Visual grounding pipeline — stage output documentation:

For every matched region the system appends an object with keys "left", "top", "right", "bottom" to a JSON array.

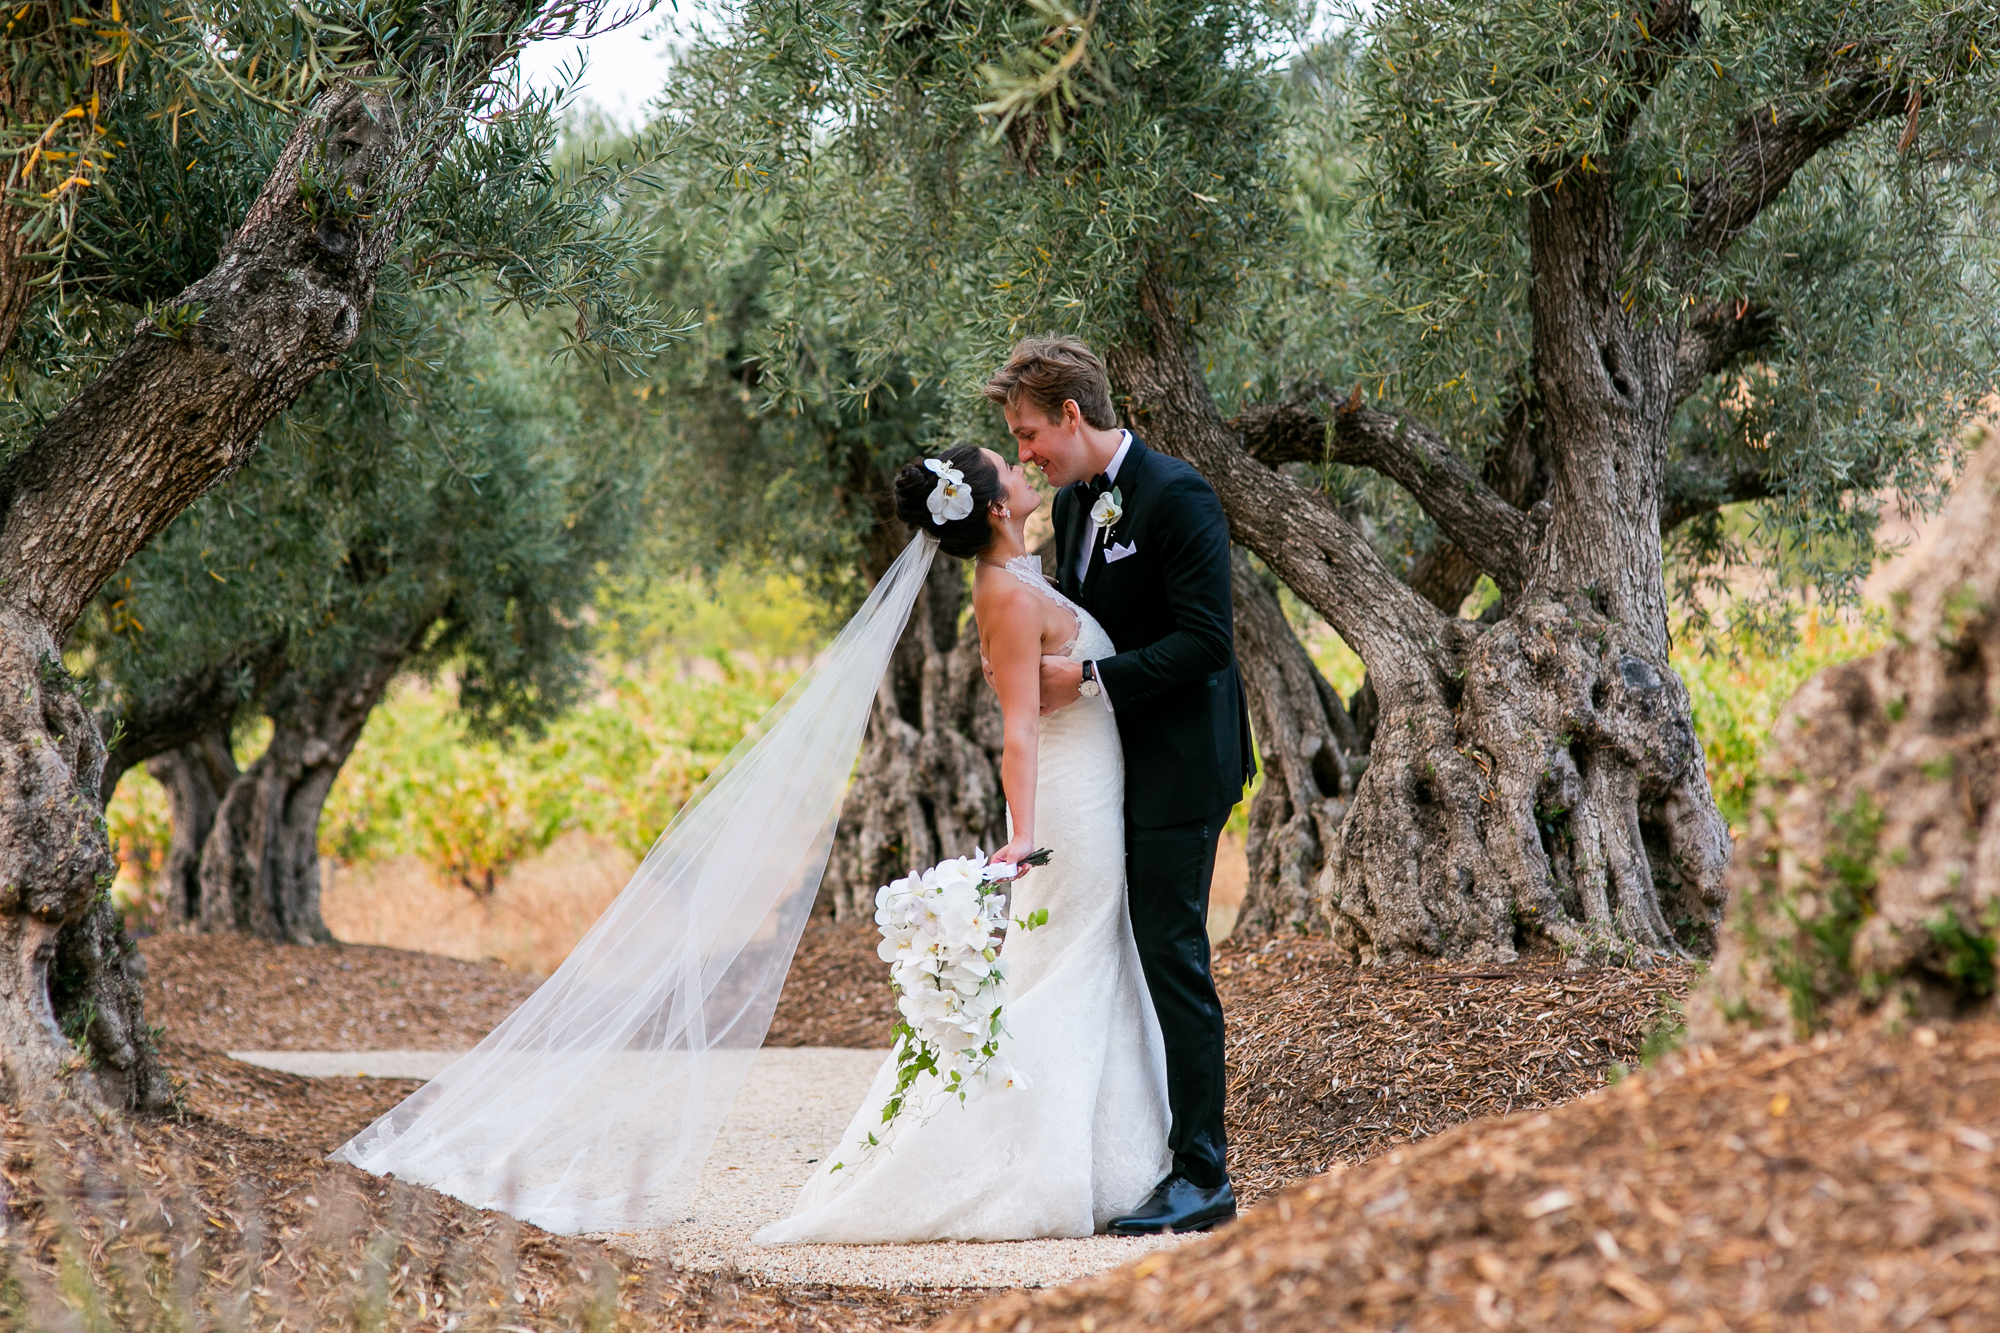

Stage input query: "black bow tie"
[{"left": 1082, "top": 472, "right": 1114, "bottom": 498}]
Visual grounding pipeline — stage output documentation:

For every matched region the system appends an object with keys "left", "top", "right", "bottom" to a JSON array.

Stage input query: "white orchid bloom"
[
  {"left": 983, "top": 1054, "right": 1030, "bottom": 1090},
  {"left": 1089, "top": 488, "right": 1124, "bottom": 532},
  {"left": 926, "top": 467, "right": 974, "bottom": 525}
]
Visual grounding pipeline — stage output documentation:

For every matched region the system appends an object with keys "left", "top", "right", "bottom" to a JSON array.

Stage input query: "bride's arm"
[{"left": 978, "top": 577, "right": 1042, "bottom": 867}]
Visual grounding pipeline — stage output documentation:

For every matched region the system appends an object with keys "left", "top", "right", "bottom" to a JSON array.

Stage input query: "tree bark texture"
[
  {"left": 143, "top": 729, "right": 239, "bottom": 925},
  {"left": 1107, "top": 267, "right": 1728, "bottom": 965},
  {"left": 1690, "top": 427, "right": 2000, "bottom": 1043},
  {"left": 0, "top": 51, "right": 513, "bottom": 1104},
  {"left": 1095, "top": 15, "right": 1921, "bottom": 966},
  {"left": 0, "top": 610, "right": 169, "bottom": 1112},
  {"left": 198, "top": 648, "right": 405, "bottom": 944},
  {"left": 1230, "top": 549, "right": 1362, "bottom": 936},
  {"left": 99, "top": 642, "right": 281, "bottom": 804},
  {"left": 819, "top": 554, "right": 1007, "bottom": 919}
]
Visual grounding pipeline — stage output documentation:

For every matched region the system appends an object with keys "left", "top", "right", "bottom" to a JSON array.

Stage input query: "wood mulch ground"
[
  {"left": 123, "top": 923, "right": 1930, "bottom": 1331},
  {"left": 764, "top": 918, "right": 900, "bottom": 1049},
  {"left": 164, "top": 1037, "right": 422, "bottom": 1155},
  {"left": 2, "top": 1050, "right": 975, "bottom": 1331},
  {"left": 942, "top": 1020, "right": 2000, "bottom": 1333},
  {"left": 142, "top": 926, "right": 1692, "bottom": 1206},
  {"left": 140, "top": 933, "right": 542, "bottom": 1051},
  {"left": 139, "top": 920, "right": 899, "bottom": 1053},
  {"left": 1217, "top": 936, "right": 1695, "bottom": 1202}
]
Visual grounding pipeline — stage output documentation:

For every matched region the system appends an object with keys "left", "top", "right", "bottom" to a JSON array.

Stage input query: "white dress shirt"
[
  {"left": 1074, "top": 430, "right": 1134, "bottom": 585},
  {"left": 1076, "top": 430, "right": 1132, "bottom": 713}
]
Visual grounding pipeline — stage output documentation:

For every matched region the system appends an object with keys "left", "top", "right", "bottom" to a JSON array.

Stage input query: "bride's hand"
[{"left": 990, "top": 836, "right": 1038, "bottom": 876}]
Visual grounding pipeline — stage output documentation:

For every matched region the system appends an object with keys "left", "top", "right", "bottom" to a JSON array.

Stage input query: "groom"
[{"left": 984, "top": 336, "right": 1253, "bottom": 1234}]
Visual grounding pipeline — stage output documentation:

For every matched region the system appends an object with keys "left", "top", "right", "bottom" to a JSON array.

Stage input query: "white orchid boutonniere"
[
  {"left": 925, "top": 458, "right": 975, "bottom": 525},
  {"left": 1089, "top": 486, "right": 1124, "bottom": 537}
]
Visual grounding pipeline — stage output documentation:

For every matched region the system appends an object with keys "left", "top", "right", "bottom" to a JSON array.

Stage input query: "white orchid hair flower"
[{"left": 926, "top": 457, "right": 976, "bottom": 525}]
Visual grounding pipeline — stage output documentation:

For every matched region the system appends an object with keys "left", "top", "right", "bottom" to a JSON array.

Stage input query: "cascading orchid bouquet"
[{"left": 832, "top": 847, "right": 1052, "bottom": 1168}]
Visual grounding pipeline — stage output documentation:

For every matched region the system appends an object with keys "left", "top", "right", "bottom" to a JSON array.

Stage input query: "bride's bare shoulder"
[{"left": 973, "top": 565, "right": 1044, "bottom": 635}]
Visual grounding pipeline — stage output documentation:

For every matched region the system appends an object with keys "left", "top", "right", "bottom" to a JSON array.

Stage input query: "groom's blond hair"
[{"left": 982, "top": 336, "right": 1118, "bottom": 430}]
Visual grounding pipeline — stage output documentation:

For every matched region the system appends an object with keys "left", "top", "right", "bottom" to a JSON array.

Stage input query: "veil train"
[{"left": 334, "top": 534, "right": 941, "bottom": 1233}]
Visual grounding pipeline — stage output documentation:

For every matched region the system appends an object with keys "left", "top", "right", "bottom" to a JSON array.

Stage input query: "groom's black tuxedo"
[
  {"left": 1052, "top": 435, "right": 1249, "bottom": 1192},
  {"left": 1052, "top": 439, "right": 1256, "bottom": 823}
]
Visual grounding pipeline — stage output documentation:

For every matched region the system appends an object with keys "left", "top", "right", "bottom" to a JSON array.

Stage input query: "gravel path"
[{"left": 231, "top": 1046, "right": 1187, "bottom": 1289}]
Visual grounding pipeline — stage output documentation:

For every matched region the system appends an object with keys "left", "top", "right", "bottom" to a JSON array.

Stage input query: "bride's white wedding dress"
[{"left": 754, "top": 556, "right": 1171, "bottom": 1245}]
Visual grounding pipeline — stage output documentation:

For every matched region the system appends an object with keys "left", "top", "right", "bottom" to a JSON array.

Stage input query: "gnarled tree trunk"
[
  {"left": 199, "top": 649, "right": 403, "bottom": 943},
  {"left": 144, "top": 729, "right": 239, "bottom": 925},
  {"left": 0, "top": 614, "right": 169, "bottom": 1112},
  {"left": 1229, "top": 549, "right": 1362, "bottom": 936},
  {"left": 1108, "top": 261, "right": 1733, "bottom": 965},
  {"left": 820, "top": 552, "right": 1007, "bottom": 918},
  {"left": 0, "top": 57, "right": 513, "bottom": 1103}
]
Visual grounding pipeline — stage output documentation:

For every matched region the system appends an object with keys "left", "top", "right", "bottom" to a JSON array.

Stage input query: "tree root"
[{"left": 1326, "top": 601, "right": 1729, "bottom": 965}]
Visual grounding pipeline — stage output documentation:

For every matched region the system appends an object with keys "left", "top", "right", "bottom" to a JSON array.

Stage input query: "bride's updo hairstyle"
[{"left": 893, "top": 445, "right": 1003, "bottom": 560}]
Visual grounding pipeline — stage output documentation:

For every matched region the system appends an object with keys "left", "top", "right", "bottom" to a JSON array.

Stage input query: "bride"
[
  {"left": 333, "top": 444, "right": 1167, "bottom": 1241},
  {"left": 754, "top": 446, "right": 1171, "bottom": 1244}
]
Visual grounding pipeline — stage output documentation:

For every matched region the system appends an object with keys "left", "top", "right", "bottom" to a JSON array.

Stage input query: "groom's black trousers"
[{"left": 1126, "top": 806, "right": 1231, "bottom": 1190}]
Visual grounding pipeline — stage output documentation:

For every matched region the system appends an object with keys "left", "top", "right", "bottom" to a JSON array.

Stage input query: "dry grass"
[
  {"left": 943, "top": 1020, "right": 2000, "bottom": 1333},
  {"left": 319, "top": 831, "right": 635, "bottom": 976}
]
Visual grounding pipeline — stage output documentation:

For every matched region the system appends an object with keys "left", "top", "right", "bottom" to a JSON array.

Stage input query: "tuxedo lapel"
[{"left": 1060, "top": 485, "right": 1091, "bottom": 601}]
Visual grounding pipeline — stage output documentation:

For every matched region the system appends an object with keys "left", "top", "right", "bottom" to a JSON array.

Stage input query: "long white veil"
[{"left": 334, "top": 533, "right": 941, "bottom": 1233}]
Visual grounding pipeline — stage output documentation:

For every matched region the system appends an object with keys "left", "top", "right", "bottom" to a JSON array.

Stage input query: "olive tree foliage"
[
  {"left": 79, "top": 301, "right": 643, "bottom": 944},
  {"left": 0, "top": 0, "right": 672, "bottom": 1109},
  {"left": 601, "top": 175, "right": 1006, "bottom": 916},
  {"left": 661, "top": 0, "right": 2000, "bottom": 959}
]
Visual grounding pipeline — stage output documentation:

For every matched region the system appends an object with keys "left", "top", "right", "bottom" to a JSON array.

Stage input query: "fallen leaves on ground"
[{"left": 939, "top": 1021, "right": 2000, "bottom": 1333}]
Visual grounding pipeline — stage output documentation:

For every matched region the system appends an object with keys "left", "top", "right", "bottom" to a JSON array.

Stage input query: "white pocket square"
[{"left": 1104, "top": 540, "right": 1138, "bottom": 563}]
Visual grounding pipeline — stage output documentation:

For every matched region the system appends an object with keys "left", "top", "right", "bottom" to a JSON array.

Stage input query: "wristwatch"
[{"left": 1079, "top": 660, "right": 1102, "bottom": 698}]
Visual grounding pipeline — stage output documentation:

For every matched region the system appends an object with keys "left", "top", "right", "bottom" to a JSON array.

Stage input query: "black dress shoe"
[{"left": 1106, "top": 1174, "right": 1237, "bottom": 1235}]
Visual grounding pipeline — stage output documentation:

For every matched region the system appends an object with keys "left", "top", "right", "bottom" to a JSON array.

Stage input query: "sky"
[{"left": 514, "top": 10, "right": 687, "bottom": 127}]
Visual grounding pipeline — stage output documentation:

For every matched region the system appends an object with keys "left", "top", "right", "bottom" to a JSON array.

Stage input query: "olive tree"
[
  {"left": 85, "top": 302, "right": 645, "bottom": 942},
  {"left": 0, "top": 0, "right": 666, "bottom": 1107},
  {"left": 663, "top": 0, "right": 1999, "bottom": 961}
]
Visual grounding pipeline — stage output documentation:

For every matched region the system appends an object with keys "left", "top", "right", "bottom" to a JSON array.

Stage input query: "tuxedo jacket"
[{"left": 1053, "top": 437, "right": 1255, "bottom": 829}]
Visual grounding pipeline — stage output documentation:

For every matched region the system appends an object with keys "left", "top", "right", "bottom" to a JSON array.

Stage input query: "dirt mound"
[
  {"left": 1220, "top": 939, "right": 1694, "bottom": 1201},
  {"left": 941, "top": 1022, "right": 2000, "bottom": 1332}
]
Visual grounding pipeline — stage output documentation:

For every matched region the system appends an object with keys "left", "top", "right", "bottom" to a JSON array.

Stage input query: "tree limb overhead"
[
  {"left": 1681, "top": 70, "right": 1905, "bottom": 264},
  {"left": 1329, "top": 403, "right": 1535, "bottom": 599}
]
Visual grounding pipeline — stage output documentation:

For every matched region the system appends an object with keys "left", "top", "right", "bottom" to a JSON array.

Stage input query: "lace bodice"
[{"left": 993, "top": 554, "right": 1113, "bottom": 662}]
